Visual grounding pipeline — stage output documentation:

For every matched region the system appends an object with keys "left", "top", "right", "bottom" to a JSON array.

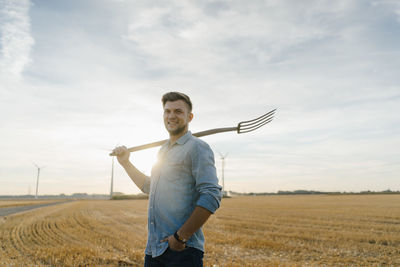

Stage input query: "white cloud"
[
  {"left": 0, "top": 0, "right": 34, "bottom": 79},
  {"left": 121, "top": 1, "right": 367, "bottom": 78},
  {"left": 1, "top": 0, "right": 400, "bottom": 195},
  {"left": 372, "top": 0, "right": 400, "bottom": 22}
]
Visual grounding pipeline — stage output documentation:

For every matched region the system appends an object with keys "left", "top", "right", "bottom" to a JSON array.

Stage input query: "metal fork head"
[{"left": 237, "top": 109, "right": 276, "bottom": 134}]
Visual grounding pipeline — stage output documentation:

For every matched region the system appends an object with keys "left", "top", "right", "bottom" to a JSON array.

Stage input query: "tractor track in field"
[
  {"left": 3, "top": 201, "right": 74, "bottom": 260},
  {"left": 0, "top": 200, "right": 147, "bottom": 265}
]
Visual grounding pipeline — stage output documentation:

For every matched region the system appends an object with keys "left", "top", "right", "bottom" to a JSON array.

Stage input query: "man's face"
[{"left": 163, "top": 100, "right": 193, "bottom": 136}]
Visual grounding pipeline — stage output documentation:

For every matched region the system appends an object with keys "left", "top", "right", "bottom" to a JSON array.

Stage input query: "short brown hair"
[{"left": 162, "top": 92, "right": 193, "bottom": 112}]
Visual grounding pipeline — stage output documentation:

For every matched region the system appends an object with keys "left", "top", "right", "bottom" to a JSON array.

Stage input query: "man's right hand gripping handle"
[
  {"left": 112, "top": 146, "right": 131, "bottom": 166},
  {"left": 111, "top": 145, "right": 149, "bottom": 192}
]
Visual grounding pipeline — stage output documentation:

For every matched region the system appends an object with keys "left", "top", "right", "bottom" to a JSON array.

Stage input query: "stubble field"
[{"left": 0, "top": 195, "right": 399, "bottom": 266}]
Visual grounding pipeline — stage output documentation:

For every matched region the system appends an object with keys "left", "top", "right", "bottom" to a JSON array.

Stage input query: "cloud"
[
  {"left": 0, "top": 0, "right": 34, "bottom": 79},
  {"left": 1, "top": 0, "right": 400, "bottom": 195},
  {"left": 372, "top": 0, "right": 400, "bottom": 22},
  {"left": 121, "top": 1, "right": 361, "bottom": 77}
]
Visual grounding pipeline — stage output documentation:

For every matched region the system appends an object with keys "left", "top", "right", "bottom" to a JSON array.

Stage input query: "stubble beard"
[{"left": 168, "top": 125, "right": 187, "bottom": 136}]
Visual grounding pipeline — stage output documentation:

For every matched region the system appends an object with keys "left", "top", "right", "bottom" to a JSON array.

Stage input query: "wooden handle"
[{"left": 109, "top": 126, "right": 237, "bottom": 156}]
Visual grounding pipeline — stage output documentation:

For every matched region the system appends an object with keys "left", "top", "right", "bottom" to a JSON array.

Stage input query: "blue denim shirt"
[{"left": 141, "top": 131, "right": 222, "bottom": 257}]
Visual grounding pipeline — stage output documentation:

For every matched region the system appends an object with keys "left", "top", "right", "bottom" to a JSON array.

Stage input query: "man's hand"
[
  {"left": 110, "top": 146, "right": 149, "bottom": 191},
  {"left": 161, "top": 235, "right": 186, "bottom": 252},
  {"left": 112, "top": 146, "right": 130, "bottom": 165}
]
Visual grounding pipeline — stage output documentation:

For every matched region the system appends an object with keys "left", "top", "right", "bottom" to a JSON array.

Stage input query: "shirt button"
[{"left": 151, "top": 221, "right": 154, "bottom": 225}]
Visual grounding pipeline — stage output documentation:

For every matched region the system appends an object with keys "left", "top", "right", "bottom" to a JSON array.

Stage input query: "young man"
[{"left": 112, "top": 92, "right": 222, "bottom": 266}]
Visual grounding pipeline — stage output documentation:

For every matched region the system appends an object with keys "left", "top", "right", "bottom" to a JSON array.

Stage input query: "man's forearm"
[
  {"left": 120, "top": 160, "right": 149, "bottom": 191},
  {"left": 177, "top": 206, "right": 212, "bottom": 241}
]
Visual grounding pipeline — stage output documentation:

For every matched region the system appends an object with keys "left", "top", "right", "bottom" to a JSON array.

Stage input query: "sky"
[{"left": 0, "top": 0, "right": 399, "bottom": 195}]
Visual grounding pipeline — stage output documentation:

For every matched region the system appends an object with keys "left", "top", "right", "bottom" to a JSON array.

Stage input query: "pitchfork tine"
[
  {"left": 239, "top": 112, "right": 275, "bottom": 130},
  {"left": 239, "top": 118, "right": 274, "bottom": 134},
  {"left": 239, "top": 109, "right": 276, "bottom": 125},
  {"left": 238, "top": 109, "right": 276, "bottom": 133}
]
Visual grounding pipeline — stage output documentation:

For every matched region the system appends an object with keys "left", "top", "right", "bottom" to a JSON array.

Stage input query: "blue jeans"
[{"left": 144, "top": 247, "right": 204, "bottom": 267}]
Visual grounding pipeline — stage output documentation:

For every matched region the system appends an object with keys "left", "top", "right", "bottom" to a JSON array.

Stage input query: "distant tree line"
[
  {"left": 110, "top": 194, "right": 149, "bottom": 200},
  {"left": 228, "top": 189, "right": 400, "bottom": 196},
  {"left": 1, "top": 190, "right": 399, "bottom": 199}
]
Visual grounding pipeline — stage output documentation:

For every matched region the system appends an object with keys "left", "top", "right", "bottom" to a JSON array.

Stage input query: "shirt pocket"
[{"left": 164, "top": 160, "right": 183, "bottom": 179}]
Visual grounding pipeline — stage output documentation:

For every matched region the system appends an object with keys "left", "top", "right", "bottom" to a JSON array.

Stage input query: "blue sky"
[{"left": 1, "top": 0, "right": 399, "bottom": 195}]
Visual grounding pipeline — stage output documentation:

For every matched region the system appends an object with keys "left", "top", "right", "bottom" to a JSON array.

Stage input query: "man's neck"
[{"left": 169, "top": 129, "right": 188, "bottom": 145}]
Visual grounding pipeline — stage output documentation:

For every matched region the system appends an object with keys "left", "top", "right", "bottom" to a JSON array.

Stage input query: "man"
[{"left": 112, "top": 92, "right": 222, "bottom": 266}]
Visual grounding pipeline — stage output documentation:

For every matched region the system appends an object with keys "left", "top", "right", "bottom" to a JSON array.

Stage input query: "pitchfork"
[{"left": 109, "top": 109, "right": 276, "bottom": 156}]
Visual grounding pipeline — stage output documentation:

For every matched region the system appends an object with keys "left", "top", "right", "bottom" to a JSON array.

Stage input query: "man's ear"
[{"left": 188, "top": 112, "right": 194, "bottom": 122}]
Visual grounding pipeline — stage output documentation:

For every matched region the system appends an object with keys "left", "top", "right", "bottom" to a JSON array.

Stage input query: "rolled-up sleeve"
[
  {"left": 191, "top": 142, "right": 222, "bottom": 213},
  {"left": 141, "top": 177, "right": 151, "bottom": 194}
]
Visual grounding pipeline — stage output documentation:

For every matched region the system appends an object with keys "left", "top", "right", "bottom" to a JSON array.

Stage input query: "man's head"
[
  {"left": 162, "top": 92, "right": 193, "bottom": 137},
  {"left": 162, "top": 92, "right": 192, "bottom": 112}
]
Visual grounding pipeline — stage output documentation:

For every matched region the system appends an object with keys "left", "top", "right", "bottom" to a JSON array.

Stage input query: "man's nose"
[{"left": 167, "top": 112, "right": 177, "bottom": 119}]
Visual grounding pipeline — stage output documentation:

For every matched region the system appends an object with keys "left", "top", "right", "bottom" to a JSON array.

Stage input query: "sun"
[{"left": 129, "top": 148, "right": 159, "bottom": 176}]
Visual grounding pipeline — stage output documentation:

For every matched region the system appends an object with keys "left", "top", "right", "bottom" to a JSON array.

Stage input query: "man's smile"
[{"left": 168, "top": 121, "right": 179, "bottom": 126}]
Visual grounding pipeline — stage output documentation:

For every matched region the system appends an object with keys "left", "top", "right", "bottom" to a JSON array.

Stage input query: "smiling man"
[{"left": 112, "top": 92, "right": 222, "bottom": 266}]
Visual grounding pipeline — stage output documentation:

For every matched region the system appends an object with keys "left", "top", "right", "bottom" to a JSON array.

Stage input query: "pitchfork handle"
[{"left": 109, "top": 126, "right": 238, "bottom": 156}]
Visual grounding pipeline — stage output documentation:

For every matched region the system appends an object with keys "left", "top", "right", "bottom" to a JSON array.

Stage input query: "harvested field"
[{"left": 0, "top": 195, "right": 399, "bottom": 266}]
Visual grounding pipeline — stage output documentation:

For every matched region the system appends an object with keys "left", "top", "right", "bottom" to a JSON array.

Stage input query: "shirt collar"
[
  {"left": 176, "top": 131, "right": 192, "bottom": 145},
  {"left": 164, "top": 131, "right": 192, "bottom": 148}
]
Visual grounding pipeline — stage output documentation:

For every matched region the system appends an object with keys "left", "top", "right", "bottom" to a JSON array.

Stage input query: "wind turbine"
[
  {"left": 110, "top": 155, "right": 115, "bottom": 199},
  {"left": 33, "top": 163, "right": 45, "bottom": 199},
  {"left": 218, "top": 151, "right": 229, "bottom": 196},
  {"left": 97, "top": 143, "right": 120, "bottom": 200},
  {"left": 109, "top": 143, "right": 120, "bottom": 200}
]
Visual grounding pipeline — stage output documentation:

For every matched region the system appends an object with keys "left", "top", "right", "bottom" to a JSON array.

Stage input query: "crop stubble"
[{"left": 0, "top": 195, "right": 399, "bottom": 266}]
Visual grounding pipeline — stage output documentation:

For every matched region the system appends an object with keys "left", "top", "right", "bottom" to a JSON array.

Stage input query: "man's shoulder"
[{"left": 187, "top": 134, "right": 212, "bottom": 152}]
